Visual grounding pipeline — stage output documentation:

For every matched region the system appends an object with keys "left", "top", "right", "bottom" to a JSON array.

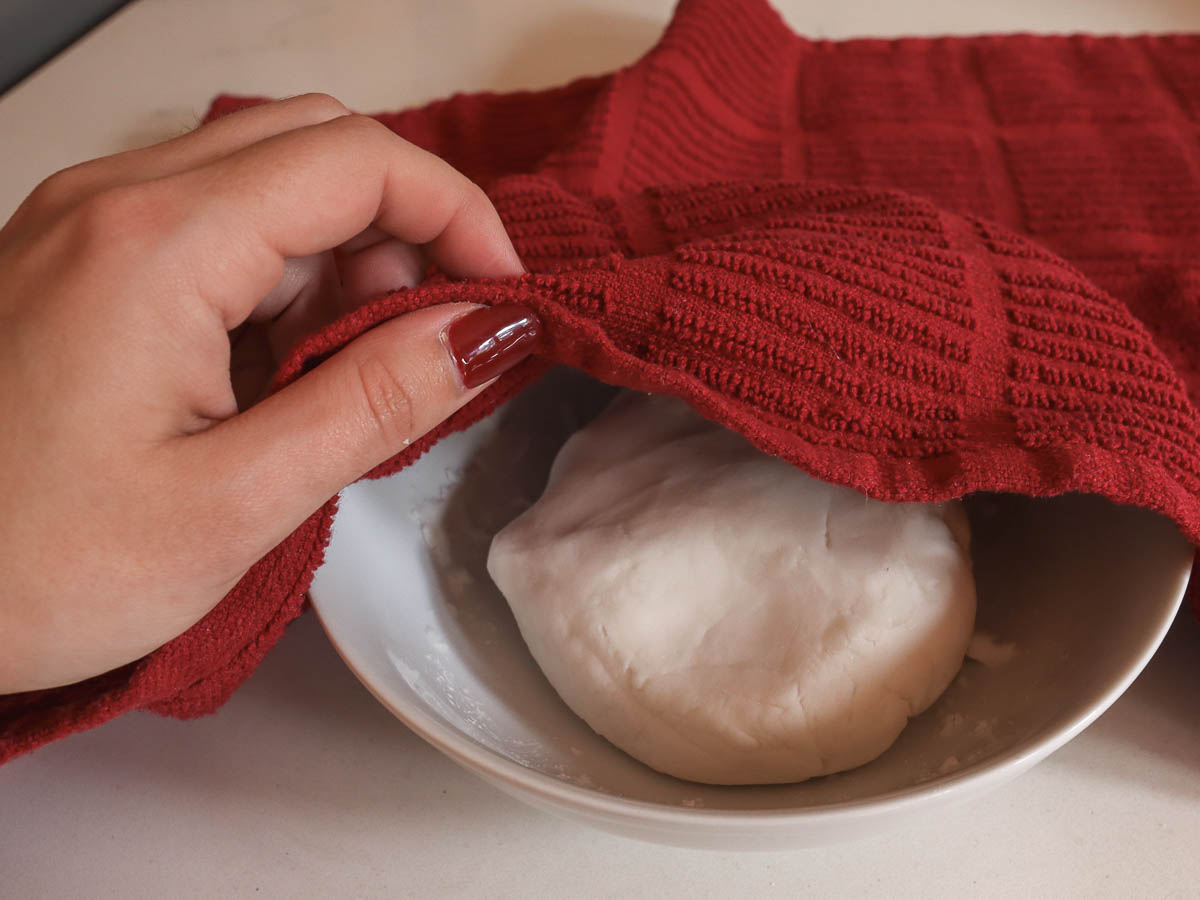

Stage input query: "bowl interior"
[{"left": 310, "top": 369, "right": 1192, "bottom": 816}]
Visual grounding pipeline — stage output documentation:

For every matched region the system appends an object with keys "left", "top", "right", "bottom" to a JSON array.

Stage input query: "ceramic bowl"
[{"left": 309, "top": 371, "right": 1192, "bottom": 849}]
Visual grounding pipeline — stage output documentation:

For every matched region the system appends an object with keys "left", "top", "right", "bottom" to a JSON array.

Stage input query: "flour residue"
[{"left": 385, "top": 375, "right": 622, "bottom": 792}]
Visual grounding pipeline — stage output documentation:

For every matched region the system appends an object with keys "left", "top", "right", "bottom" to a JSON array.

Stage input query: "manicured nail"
[{"left": 445, "top": 304, "right": 542, "bottom": 389}]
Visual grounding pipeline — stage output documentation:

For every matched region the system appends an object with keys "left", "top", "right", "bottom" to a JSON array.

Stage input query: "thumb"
[{"left": 187, "top": 302, "right": 541, "bottom": 561}]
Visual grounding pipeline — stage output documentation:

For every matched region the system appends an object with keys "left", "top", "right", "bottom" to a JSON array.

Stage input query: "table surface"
[{"left": 3, "top": 1, "right": 1200, "bottom": 897}]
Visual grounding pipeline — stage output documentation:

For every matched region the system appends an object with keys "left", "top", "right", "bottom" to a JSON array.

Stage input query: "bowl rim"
[{"left": 311, "top": 558, "right": 1188, "bottom": 827}]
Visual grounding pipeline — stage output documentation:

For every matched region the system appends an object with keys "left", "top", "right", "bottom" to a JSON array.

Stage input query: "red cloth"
[{"left": 5, "top": 0, "right": 1200, "bottom": 762}]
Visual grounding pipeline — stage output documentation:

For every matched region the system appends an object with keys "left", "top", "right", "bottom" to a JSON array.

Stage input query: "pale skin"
[{"left": 0, "top": 93, "right": 529, "bottom": 694}]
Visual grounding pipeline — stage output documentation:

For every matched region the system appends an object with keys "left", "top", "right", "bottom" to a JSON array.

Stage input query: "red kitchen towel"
[{"left": 5, "top": 0, "right": 1200, "bottom": 763}]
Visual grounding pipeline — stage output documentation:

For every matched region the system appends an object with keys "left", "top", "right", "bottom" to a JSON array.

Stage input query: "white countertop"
[{"left": 3, "top": 1, "right": 1200, "bottom": 896}]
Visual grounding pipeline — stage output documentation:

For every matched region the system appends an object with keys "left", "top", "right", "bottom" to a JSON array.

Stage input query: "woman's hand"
[{"left": 0, "top": 93, "right": 539, "bottom": 693}]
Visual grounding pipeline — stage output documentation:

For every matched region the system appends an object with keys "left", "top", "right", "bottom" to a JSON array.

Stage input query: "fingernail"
[{"left": 445, "top": 304, "right": 542, "bottom": 389}]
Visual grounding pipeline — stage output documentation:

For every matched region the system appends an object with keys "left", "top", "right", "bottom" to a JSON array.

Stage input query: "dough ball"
[{"left": 487, "top": 393, "right": 976, "bottom": 785}]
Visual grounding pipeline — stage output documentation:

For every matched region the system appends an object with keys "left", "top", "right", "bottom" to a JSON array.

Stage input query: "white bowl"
[{"left": 309, "top": 370, "right": 1193, "bottom": 849}]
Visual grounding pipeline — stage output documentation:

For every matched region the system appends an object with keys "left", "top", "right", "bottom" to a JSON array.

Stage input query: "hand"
[{"left": 0, "top": 93, "right": 539, "bottom": 693}]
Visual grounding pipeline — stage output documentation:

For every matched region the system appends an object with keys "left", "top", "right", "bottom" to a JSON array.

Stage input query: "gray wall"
[{"left": 0, "top": 0, "right": 131, "bottom": 93}]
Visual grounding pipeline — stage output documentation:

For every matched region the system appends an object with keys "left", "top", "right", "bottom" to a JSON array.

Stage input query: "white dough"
[{"left": 487, "top": 393, "right": 976, "bottom": 785}]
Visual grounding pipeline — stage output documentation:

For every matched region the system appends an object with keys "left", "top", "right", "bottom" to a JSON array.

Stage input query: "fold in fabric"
[{"left": 5, "top": 0, "right": 1200, "bottom": 763}]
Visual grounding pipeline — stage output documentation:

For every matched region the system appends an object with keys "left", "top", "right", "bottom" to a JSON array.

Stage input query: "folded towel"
[{"left": 5, "top": 0, "right": 1200, "bottom": 763}]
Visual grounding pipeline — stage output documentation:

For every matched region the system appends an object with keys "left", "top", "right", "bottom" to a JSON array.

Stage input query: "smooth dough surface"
[{"left": 487, "top": 393, "right": 976, "bottom": 785}]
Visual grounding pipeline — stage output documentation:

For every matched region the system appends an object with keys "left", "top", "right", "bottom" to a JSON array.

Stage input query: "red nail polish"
[{"left": 445, "top": 304, "right": 542, "bottom": 389}]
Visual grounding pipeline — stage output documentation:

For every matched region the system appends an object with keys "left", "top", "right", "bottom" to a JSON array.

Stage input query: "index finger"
[{"left": 158, "top": 114, "right": 523, "bottom": 327}]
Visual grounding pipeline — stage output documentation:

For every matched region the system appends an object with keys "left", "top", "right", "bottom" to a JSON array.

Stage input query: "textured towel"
[{"left": 5, "top": 0, "right": 1200, "bottom": 762}]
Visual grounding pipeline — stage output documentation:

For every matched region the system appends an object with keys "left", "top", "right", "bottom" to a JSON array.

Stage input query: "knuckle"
[
  {"left": 290, "top": 91, "right": 350, "bottom": 120},
  {"left": 22, "top": 166, "right": 89, "bottom": 216},
  {"left": 331, "top": 112, "right": 390, "bottom": 143},
  {"left": 460, "top": 179, "right": 491, "bottom": 208},
  {"left": 64, "top": 182, "right": 174, "bottom": 252},
  {"left": 352, "top": 351, "right": 419, "bottom": 449},
  {"left": 75, "top": 184, "right": 150, "bottom": 229}
]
